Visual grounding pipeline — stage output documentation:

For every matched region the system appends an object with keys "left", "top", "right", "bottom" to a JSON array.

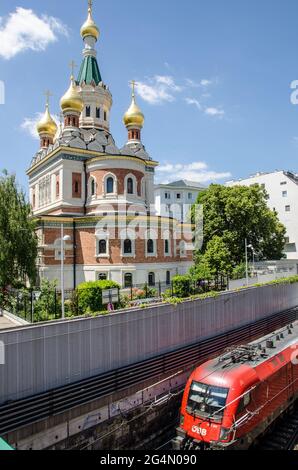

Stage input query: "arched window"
[
  {"left": 86, "top": 106, "right": 91, "bottom": 117},
  {"left": 96, "top": 107, "right": 100, "bottom": 119},
  {"left": 124, "top": 239, "right": 132, "bottom": 255},
  {"left": 166, "top": 271, "right": 171, "bottom": 285},
  {"left": 98, "top": 239, "right": 107, "bottom": 255},
  {"left": 147, "top": 239, "right": 154, "bottom": 254},
  {"left": 106, "top": 177, "right": 114, "bottom": 194},
  {"left": 91, "top": 178, "right": 96, "bottom": 196},
  {"left": 124, "top": 273, "right": 133, "bottom": 288},
  {"left": 165, "top": 239, "right": 169, "bottom": 254},
  {"left": 148, "top": 272, "right": 155, "bottom": 286},
  {"left": 127, "top": 178, "right": 134, "bottom": 195}
]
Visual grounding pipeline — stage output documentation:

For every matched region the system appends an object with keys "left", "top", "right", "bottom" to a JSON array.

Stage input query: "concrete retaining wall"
[{"left": 0, "top": 282, "right": 297, "bottom": 405}]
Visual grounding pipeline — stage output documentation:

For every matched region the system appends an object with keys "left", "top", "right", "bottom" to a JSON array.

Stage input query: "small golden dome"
[
  {"left": 80, "top": 7, "right": 100, "bottom": 41},
  {"left": 36, "top": 104, "right": 58, "bottom": 137},
  {"left": 60, "top": 76, "right": 84, "bottom": 114},
  {"left": 123, "top": 89, "right": 144, "bottom": 129}
]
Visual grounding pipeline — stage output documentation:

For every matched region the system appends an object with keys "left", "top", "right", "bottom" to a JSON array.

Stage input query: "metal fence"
[{"left": 1, "top": 275, "right": 229, "bottom": 323}]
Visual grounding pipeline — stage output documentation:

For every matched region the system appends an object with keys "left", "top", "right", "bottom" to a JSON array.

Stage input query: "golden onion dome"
[
  {"left": 80, "top": 7, "right": 100, "bottom": 41},
  {"left": 123, "top": 92, "right": 145, "bottom": 129},
  {"left": 60, "top": 76, "right": 84, "bottom": 114},
  {"left": 36, "top": 104, "right": 58, "bottom": 137}
]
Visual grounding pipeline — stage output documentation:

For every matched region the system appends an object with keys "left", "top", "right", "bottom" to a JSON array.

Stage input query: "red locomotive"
[{"left": 173, "top": 322, "right": 298, "bottom": 450}]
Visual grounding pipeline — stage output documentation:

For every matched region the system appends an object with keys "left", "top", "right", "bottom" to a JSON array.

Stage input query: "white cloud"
[
  {"left": 186, "top": 78, "right": 214, "bottom": 88},
  {"left": 185, "top": 98, "right": 202, "bottom": 110},
  {"left": 205, "top": 107, "right": 225, "bottom": 117},
  {"left": 156, "top": 162, "right": 232, "bottom": 184},
  {"left": 0, "top": 7, "right": 68, "bottom": 60},
  {"left": 136, "top": 75, "right": 182, "bottom": 105},
  {"left": 21, "top": 113, "right": 59, "bottom": 140}
]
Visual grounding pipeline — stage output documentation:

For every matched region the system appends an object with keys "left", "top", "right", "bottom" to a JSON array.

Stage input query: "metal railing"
[{"left": 0, "top": 275, "right": 229, "bottom": 323}]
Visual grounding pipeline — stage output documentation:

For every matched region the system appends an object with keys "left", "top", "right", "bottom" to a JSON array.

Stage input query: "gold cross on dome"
[
  {"left": 130, "top": 80, "right": 136, "bottom": 97},
  {"left": 69, "top": 60, "right": 77, "bottom": 78},
  {"left": 44, "top": 90, "right": 53, "bottom": 106},
  {"left": 88, "top": 0, "right": 93, "bottom": 12}
]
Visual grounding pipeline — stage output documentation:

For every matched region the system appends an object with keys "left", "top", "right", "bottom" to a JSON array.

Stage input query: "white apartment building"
[
  {"left": 155, "top": 180, "right": 206, "bottom": 223},
  {"left": 227, "top": 170, "right": 298, "bottom": 259}
]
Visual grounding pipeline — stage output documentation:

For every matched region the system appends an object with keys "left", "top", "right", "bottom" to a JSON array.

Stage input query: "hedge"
[{"left": 76, "top": 280, "right": 120, "bottom": 313}]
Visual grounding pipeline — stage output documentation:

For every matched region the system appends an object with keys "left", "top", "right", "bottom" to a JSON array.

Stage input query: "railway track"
[
  {"left": 0, "top": 307, "right": 297, "bottom": 437},
  {"left": 255, "top": 404, "right": 298, "bottom": 450}
]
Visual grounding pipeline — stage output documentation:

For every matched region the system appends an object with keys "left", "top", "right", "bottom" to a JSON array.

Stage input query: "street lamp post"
[
  {"left": 60, "top": 225, "right": 71, "bottom": 319},
  {"left": 245, "top": 239, "right": 254, "bottom": 286},
  {"left": 245, "top": 238, "right": 249, "bottom": 286}
]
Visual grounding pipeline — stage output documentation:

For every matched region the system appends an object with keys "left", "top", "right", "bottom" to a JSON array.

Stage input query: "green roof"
[
  {"left": 0, "top": 438, "right": 14, "bottom": 450},
  {"left": 77, "top": 56, "right": 102, "bottom": 85}
]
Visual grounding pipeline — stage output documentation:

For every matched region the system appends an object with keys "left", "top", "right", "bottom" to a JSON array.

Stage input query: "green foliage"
[
  {"left": 33, "top": 279, "right": 60, "bottom": 322},
  {"left": 203, "top": 236, "right": 233, "bottom": 276},
  {"left": 190, "top": 184, "right": 286, "bottom": 277},
  {"left": 231, "top": 263, "right": 247, "bottom": 280},
  {"left": 0, "top": 172, "right": 38, "bottom": 294},
  {"left": 189, "top": 256, "right": 213, "bottom": 280},
  {"left": 172, "top": 275, "right": 191, "bottom": 298},
  {"left": 76, "top": 280, "right": 120, "bottom": 313}
]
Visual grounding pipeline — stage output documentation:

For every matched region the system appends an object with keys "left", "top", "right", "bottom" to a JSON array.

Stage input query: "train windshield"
[{"left": 187, "top": 381, "right": 229, "bottom": 421}]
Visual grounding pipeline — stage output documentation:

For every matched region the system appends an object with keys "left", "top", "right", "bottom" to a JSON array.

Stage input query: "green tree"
[
  {"left": 203, "top": 236, "right": 233, "bottom": 276},
  {"left": 0, "top": 171, "right": 38, "bottom": 292},
  {"left": 192, "top": 184, "right": 286, "bottom": 268}
]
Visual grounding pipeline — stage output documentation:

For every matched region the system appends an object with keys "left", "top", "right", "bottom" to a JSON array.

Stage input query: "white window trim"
[
  {"left": 145, "top": 229, "right": 158, "bottom": 258},
  {"left": 124, "top": 173, "right": 138, "bottom": 197},
  {"left": 121, "top": 238, "right": 136, "bottom": 258},
  {"left": 88, "top": 176, "right": 97, "bottom": 199},
  {"left": 123, "top": 272, "right": 134, "bottom": 288},
  {"left": 95, "top": 232, "right": 110, "bottom": 259},
  {"left": 103, "top": 173, "right": 118, "bottom": 197}
]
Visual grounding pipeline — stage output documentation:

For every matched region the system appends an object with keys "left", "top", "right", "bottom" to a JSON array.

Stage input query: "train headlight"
[{"left": 220, "top": 428, "right": 230, "bottom": 441}]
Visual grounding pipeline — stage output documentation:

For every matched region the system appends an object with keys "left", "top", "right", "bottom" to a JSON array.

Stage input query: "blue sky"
[{"left": 1, "top": 0, "right": 298, "bottom": 192}]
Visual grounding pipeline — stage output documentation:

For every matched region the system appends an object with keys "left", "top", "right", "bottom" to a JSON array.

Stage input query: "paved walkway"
[{"left": 0, "top": 314, "right": 23, "bottom": 330}]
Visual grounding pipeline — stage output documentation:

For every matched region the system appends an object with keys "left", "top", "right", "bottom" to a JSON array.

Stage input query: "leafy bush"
[
  {"left": 33, "top": 279, "right": 60, "bottom": 322},
  {"left": 172, "top": 275, "right": 191, "bottom": 298},
  {"left": 76, "top": 280, "right": 120, "bottom": 314}
]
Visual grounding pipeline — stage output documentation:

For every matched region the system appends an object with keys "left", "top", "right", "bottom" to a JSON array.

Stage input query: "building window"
[
  {"left": 91, "top": 178, "right": 96, "bottom": 196},
  {"left": 147, "top": 239, "right": 154, "bottom": 254},
  {"left": 285, "top": 205, "right": 291, "bottom": 212},
  {"left": 176, "top": 193, "right": 181, "bottom": 199},
  {"left": 166, "top": 271, "right": 171, "bottom": 285},
  {"left": 86, "top": 106, "right": 91, "bottom": 117},
  {"left": 98, "top": 272, "right": 107, "bottom": 281},
  {"left": 56, "top": 181, "right": 60, "bottom": 198},
  {"left": 106, "top": 177, "right": 114, "bottom": 194},
  {"left": 285, "top": 237, "right": 290, "bottom": 244},
  {"left": 98, "top": 239, "right": 107, "bottom": 255},
  {"left": 124, "top": 273, "right": 133, "bottom": 288},
  {"left": 127, "top": 178, "right": 134, "bottom": 195},
  {"left": 96, "top": 107, "right": 100, "bottom": 119},
  {"left": 280, "top": 181, "right": 287, "bottom": 186},
  {"left": 165, "top": 192, "right": 171, "bottom": 199},
  {"left": 104, "top": 110, "right": 107, "bottom": 121},
  {"left": 72, "top": 173, "right": 82, "bottom": 199},
  {"left": 188, "top": 193, "right": 193, "bottom": 200},
  {"left": 165, "top": 239, "right": 170, "bottom": 255},
  {"left": 148, "top": 272, "right": 155, "bottom": 287},
  {"left": 124, "top": 239, "right": 132, "bottom": 255},
  {"left": 282, "top": 191, "right": 287, "bottom": 197}
]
